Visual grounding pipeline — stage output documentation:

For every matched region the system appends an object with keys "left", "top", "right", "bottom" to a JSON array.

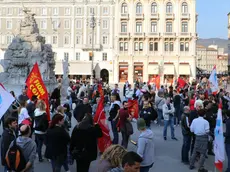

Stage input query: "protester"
[
  {"left": 136, "top": 118, "right": 155, "bottom": 172},
  {"left": 1, "top": 117, "right": 17, "bottom": 172},
  {"left": 89, "top": 145, "right": 127, "bottom": 172},
  {"left": 34, "top": 100, "right": 49, "bottom": 162},
  {"left": 162, "top": 97, "right": 177, "bottom": 141},
  {"left": 18, "top": 88, "right": 29, "bottom": 103},
  {"left": 45, "top": 114, "right": 70, "bottom": 172},
  {"left": 9, "top": 125, "right": 36, "bottom": 172},
  {"left": 173, "top": 90, "right": 182, "bottom": 126},
  {"left": 125, "top": 84, "right": 134, "bottom": 100},
  {"left": 180, "top": 106, "right": 191, "bottom": 164},
  {"left": 18, "top": 100, "right": 31, "bottom": 125},
  {"left": 70, "top": 113, "right": 102, "bottom": 172},
  {"left": 155, "top": 91, "right": 165, "bottom": 126},
  {"left": 139, "top": 100, "right": 155, "bottom": 129},
  {"left": 50, "top": 83, "right": 61, "bottom": 112},
  {"left": 189, "top": 109, "right": 210, "bottom": 172}
]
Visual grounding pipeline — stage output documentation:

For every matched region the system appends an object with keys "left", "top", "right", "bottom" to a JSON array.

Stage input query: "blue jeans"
[
  {"left": 157, "top": 109, "right": 163, "bottom": 125},
  {"left": 226, "top": 144, "right": 230, "bottom": 172},
  {"left": 111, "top": 120, "right": 119, "bottom": 144},
  {"left": 181, "top": 135, "right": 191, "bottom": 162},
  {"left": 140, "top": 163, "right": 153, "bottom": 172},
  {"left": 35, "top": 134, "right": 45, "bottom": 160},
  {"left": 163, "top": 116, "right": 175, "bottom": 138}
]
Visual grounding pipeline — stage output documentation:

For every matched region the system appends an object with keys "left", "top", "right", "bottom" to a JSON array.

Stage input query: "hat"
[{"left": 137, "top": 118, "right": 146, "bottom": 130}]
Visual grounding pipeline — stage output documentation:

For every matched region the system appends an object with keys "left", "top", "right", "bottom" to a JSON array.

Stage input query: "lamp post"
[{"left": 90, "top": 12, "right": 96, "bottom": 85}]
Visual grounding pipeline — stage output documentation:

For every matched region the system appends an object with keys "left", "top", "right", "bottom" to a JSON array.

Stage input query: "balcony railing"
[
  {"left": 82, "top": 44, "right": 101, "bottom": 50},
  {"left": 119, "top": 32, "right": 130, "bottom": 37},
  {"left": 150, "top": 13, "right": 159, "bottom": 19},
  {"left": 180, "top": 32, "right": 191, "bottom": 37},
  {"left": 148, "top": 32, "right": 160, "bottom": 37},
  {"left": 165, "top": 13, "right": 175, "bottom": 19},
  {"left": 121, "top": 13, "right": 129, "bottom": 19},
  {"left": 134, "top": 32, "right": 145, "bottom": 36},
  {"left": 181, "top": 13, "right": 190, "bottom": 19},
  {"left": 163, "top": 32, "right": 176, "bottom": 36},
  {"left": 136, "top": 13, "right": 144, "bottom": 19}
]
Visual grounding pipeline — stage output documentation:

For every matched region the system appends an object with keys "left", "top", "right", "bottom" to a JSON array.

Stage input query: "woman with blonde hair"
[
  {"left": 34, "top": 99, "right": 49, "bottom": 162},
  {"left": 88, "top": 145, "right": 127, "bottom": 172}
]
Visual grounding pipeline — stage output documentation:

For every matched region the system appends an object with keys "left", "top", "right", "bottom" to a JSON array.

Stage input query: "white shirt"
[
  {"left": 135, "top": 89, "right": 141, "bottom": 97},
  {"left": 67, "top": 86, "right": 73, "bottom": 96},
  {"left": 190, "top": 117, "right": 210, "bottom": 136},
  {"left": 18, "top": 107, "right": 30, "bottom": 124}
]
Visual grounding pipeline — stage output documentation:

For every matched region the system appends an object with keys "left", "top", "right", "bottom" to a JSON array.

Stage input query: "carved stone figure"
[{"left": 1, "top": 8, "right": 56, "bottom": 86}]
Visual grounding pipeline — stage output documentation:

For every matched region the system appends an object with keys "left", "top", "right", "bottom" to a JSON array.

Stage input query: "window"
[
  {"left": 166, "top": 22, "right": 172, "bottom": 32},
  {"left": 134, "top": 42, "right": 139, "bottom": 51},
  {"left": 136, "top": 3, "right": 142, "bottom": 14},
  {"left": 169, "top": 42, "right": 174, "bottom": 51},
  {"left": 121, "top": 3, "right": 128, "bottom": 14},
  {"left": 102, "top": 20, "right": 108, "bottom": 29},
  {"left": 102, "top": 36, "right": 108, "bottom": 44},
  {"left": 164, "top": 42, "right": 169, "bottom": 51},
  {"left": 6, "top": 20, "right": 12, "bottom": 29},
  {"left": 64, "top": 35, "right": 70, "bottom": 44},
  {"left": 90, "top": 7, "right": 94, "bottom": 15},
  {"left": 182, "top": 22, "right": 188, "bottom": 32},
  {"left": 124, "top": 42, "right": 128, "bottom": 51},
  {"left": 53, "top": 7, "right": 58, "bottom": 15},
  {"left": 185, "top": 42, "right": 189, "bottom": 51},
  {"left": 41, "top": 8, "right": 47, "bottom": 15},
  {"left": 120, "top": 42, "right": 124, "bottom": 51},
  {"left": 134, "top": 42, "right": 143, "bottom": 51},
  {"left": 102, "top": 53, "right": 107, "bottom": 61},
  {"left": 139, "top": 42, "right": 143, "bottom": 51},
  {"left": 76, "top": 35, "right": 81, "bottom": 44},
  {"left": 6, "top": 35, "right": 12, "bottom": 44},
  {"left": 103, "top": 7, "right": 108, "bottom": 14},
  {"left": 136, "top": 22, "right": 142, "bottom": 33},
  {"left": 18, "top": 8, "right": 23, "bottom": 15},
  {"left": 64, "top": 52, "right": 69, "bottom": 59},
  {"left": 151, "top": 22, "right": 157, "bottom": 32},
  {"left": 76, "top": 8, "right": 82, "bottom": 15},
  {"left": 76, "top": 52, "right": 80, "bottom": 60},
  {"left": 52, "top": 20, "right": 58, "bottom": 30},
  {"left": 52, "top": 36, "right": 58, "bottom": 44},
  {"left": 180, "top": 42, "right": 184, "bottom": 51},
  {"left": 182, "top": 2, "right": 188, "bottom": 14},
  {"left": 166, "top": 2, "right": 173, "bottom": 13},
  {"left": 40, "top": 20, "right": 47, "bottom": 29},
  {"left": 151, "top": 2, "right": 157, "bottom": 14},
  {"left": 121, "top": 22, "right": 127, "bottom": 32},
  {"left": 6, "top": 8, "right": 12, "bottom": 15},
  {"left": 64, "top": 20, "right": 70, "bottom": 29},
  {"left": 149, "top": 42, "right": 153, "bottom": 51},
  {"left": 76, "top": 20, "right": 82, "bottom": 29},
  {"left": 65, "top": 8, "right": 70, "bottom": 15},
  {"left": 154, "top": 42, "right": 158, "bottom": 51},
  {"left": 149, "top": 42, "right": 158, "bottom": 51}
]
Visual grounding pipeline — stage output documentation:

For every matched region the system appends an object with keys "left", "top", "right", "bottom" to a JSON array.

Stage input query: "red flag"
[
  {"left": 128, "top": 99, "right": 139, "bottom": 119},
  {"left": 177, "top": 77, "right": 186, "bottom": 89},
  {"left": 94, "top": 84, "right": 111, "bottom": 152},
  {"left": 155, "top": 75, "right": 160, "bottom": 90},
  {"left": 25, "top": 63, "right": 50, "bottom": 120}
]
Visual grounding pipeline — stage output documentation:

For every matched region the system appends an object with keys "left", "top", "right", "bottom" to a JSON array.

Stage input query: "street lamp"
[{"left": 90, "top": 12, "right": 96, "bottom": 85}]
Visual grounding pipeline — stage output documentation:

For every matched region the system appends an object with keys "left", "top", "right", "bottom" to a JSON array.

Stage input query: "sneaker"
[
  {"left": 172, "top": 137, "right": 178, "bottom": 141},
  {"left": 164, "top": 137, "right": 167, "bottom": 140}
]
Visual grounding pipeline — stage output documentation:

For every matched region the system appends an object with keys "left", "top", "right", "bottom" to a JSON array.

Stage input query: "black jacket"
[
  {"left": 1, "top": 128, "right": 16, "bottom": 166},
  {"left": 70, "top": 124, "right": 102, "bottom": 161},
  {"left": 26, "top": 102, "right": 36, "bottom": 118},
  {"left": 140, "top": 106, "right": 157, "bottom": 127},
  {"left": 34, "top": 112, "right": 49, "bottom": 132},
  {"left": 181, "top": 113, "right": 191, "bottom": 136},
  {"left": 225, "top": 118, "right": 230, "bottom": 144},
  {"left": 45, "top": 126, "right": 70, "bottom": 160},
  {"left": 73, "top": 103, "right": 92, "bottom": 122}
]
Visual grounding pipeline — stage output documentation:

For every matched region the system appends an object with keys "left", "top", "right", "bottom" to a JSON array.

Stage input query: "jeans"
[
  {"left": 174, "top": 107, "right": 181, "bottom": 125},
  {"left": 35, "top": 134, "right": 45, "bottom": 160},
  {"left": 181, "top": 135, "right": 191, "bottom": 162},
  {"left": 111, "top": 120, "right": 119, "bottom": 144},
  {"left": 140, "top": 163, "right": 153, "bottom": 172},
  {"left": 157, "top": 109, "right": 163, "bottom": 125},
  {"left": 121, "top": 129, "right": 129, "bottom": 149},
  {"left": 226, "top": 144, "right": 230, "bottom": 172},
  {"left": 163, "top": 116, "right": 175, "bottom": 138}
]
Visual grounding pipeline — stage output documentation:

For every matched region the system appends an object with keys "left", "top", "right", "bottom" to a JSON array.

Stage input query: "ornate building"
[
  {"left": 228, "top": 13, "right": 230, "bottom": 74},
  {"left": 114, "top": 0, "right": 197, "bottom": 84}
]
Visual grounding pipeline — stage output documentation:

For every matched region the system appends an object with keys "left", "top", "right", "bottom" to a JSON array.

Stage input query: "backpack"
[{"left": 5, "top": 139, "right": 27, "bottom": 172}]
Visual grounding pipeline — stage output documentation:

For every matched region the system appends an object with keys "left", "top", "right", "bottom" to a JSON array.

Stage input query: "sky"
[{"left": 196, "top": 0, "right": 230, "bottom": 39}]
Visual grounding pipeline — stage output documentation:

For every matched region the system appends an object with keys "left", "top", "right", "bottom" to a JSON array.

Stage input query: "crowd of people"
[{"left": 1, "top": 77, "right": 230, "bottom": 172}]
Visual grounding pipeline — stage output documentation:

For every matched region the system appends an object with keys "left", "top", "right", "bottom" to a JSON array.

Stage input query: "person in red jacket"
[{"left": 189, "top": 93, "right": 195, "bottom": 111}]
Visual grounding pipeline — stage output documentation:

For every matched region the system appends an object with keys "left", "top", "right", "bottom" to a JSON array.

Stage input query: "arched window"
[
  {"left": 166, "top": 2, "right": 173, "bottom": 13},
  {"left": 136, "top": 2, "right": 142, "bottom": 14},
  {"left": 182, "top": 2, "right": 188, "bottom": 13},
  {"left": 151, "top": 2, "right": 157, "bottom": 14},
  {"left": 121, "top": 3, "right": 128, "bottom": 14}
]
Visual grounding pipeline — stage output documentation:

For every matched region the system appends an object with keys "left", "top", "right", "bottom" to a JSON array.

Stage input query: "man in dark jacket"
[
  {"left": 181, "top": 106, "right": 191, "bottom": 164},
  {"left": 51, "top": 84, "right": 61, "bottom": 112},
  {"left": 73, "top": 97, "right": 92, "bottom": 122},
  {"left": 1, "top": 117, "right": 17, "bottom": 171},
  {"left": 18, "top": 88, "right": 29, "bottom": 103}
]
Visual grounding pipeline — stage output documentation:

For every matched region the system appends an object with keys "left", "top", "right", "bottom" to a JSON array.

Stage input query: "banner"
[
  {"left": 128, "top": 99, "right": 139, "bottom": 119},
  {"left": 155, "top": 75, "right": 160, "bottom": 90},
  {"left": 177, "top": 77, "right": 186, "bottom": 89},
  {"left": 209, "top": 65, "right": 218, "bottom": 95},
  {"left": 214, "top": 104, "right": 225, "bottom": 171},
  {"left": 25, "top": 63, "right": 50, "bottom": 120},
  {"left": 94, "top": 84, "right": 111, "bottom": 152},
  {"left": 0, "top": 84, "right": 15, "bottom": 119}
]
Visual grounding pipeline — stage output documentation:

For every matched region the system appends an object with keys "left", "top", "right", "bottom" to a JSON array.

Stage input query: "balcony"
[
  {"left": 179, "top": 32, "right": 192, "bottom": 38},
  {"left": 120, "top": 13, "right": 129, "bottom": 19},
  {"left": 82, "top": 44, "right": 101, "bottom": 50},
  {"left": 181, "top": 13, "right": 190, "bottom": 20},
  {"left": 118, "top": 32, "right": 130, "bottom": 37},
  {"left": 147, "top": 32, "right": 160, "bottom": 37},
  {"left": 165, "top": 13, "right": 175, "bottom": 20},
  {"left": 163, "top": 32, "right": 176, "bottom": 37},
  {"left": 134, "top": 32, "right": 145, "bottom": 37},
  {"left": 150, "top": 13, "right": 159, "bottom": 20},
  {"left": 136, "top": 13, "right": 144, "bottom": 19}
]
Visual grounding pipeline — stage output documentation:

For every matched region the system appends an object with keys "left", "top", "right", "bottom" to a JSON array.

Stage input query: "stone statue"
[
  {"left": 60, "top": 57, "right": 70, "bottom": 104},
  {"left": 0, "top": 5, "right": 56, "bottom": 91}
]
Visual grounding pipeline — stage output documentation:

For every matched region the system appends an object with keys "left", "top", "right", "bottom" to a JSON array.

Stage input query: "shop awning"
[
  {"left": 164, "top": 65, "right": 175, "bottom": 75},
  {"left": 179, "top": 65, "right": 190, "bottom": 75},
  {"left": 148, "top": 65, "right": 159, "bottom": 74}
]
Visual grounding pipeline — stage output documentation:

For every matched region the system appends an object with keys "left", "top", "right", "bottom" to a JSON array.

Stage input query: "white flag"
[
  {"left": 214, "top": 107, "right": 225, "bottom": 171},
  {"left": 0, "top": 84, "right": 15, "bottom": 119},
  {"left": 209, "top": 65, "right": 218, "bottom": 94}
]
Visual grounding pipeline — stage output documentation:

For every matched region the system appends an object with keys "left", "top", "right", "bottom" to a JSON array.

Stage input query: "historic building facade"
[{"left": 114, "top": 0, "right": 197, "bottom": 84}]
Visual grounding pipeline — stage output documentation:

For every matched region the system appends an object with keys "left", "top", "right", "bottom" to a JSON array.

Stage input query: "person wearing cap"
[
  {"left": 136, "top": 118, "right": 155, "bottom": 172},
  {"left": 181, "top": 106, "right": 191, "bottom": 164}
]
